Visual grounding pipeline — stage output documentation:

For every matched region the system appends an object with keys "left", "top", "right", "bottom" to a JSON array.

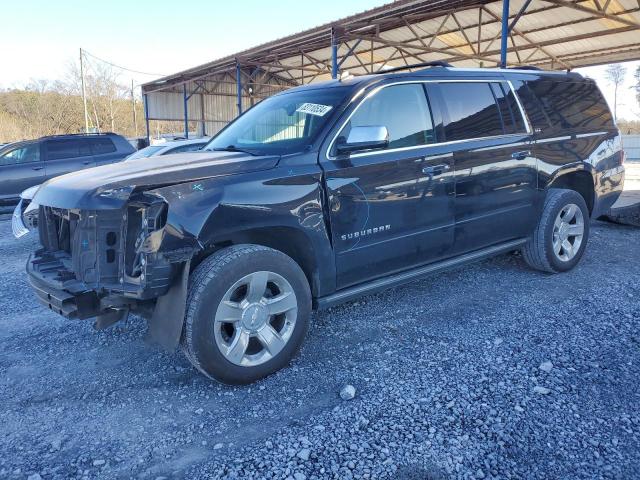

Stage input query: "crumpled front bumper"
[{"left": 26, "top": 252, "right": 101, "bottom": 319}]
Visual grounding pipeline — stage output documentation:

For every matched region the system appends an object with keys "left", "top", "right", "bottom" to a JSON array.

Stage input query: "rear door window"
[
  {"left": 88, "top": 137, "right": 117, "bottom": 155},
  {"left": 338, "top": 83, "right": 436, "bottom": 151},
  {"left": 438, "top": 82, "right": 505, "bottom": 141},
  {"left": 490, "top": 82, "right": 527, "bottom": 134},
  {"left": 45, "top": 139, "right": 92, "bottom": 160},
  {"left": 511, "top": 80, "right": 552, "bottom": 131}
]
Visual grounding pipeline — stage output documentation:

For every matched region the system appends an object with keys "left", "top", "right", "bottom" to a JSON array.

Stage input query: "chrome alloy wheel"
[
  {"left": 552, "top": 203, "right": 584, "bottom": 262},
  {"left": 213, "top": 271, "right": 298, "bottom": 367}
]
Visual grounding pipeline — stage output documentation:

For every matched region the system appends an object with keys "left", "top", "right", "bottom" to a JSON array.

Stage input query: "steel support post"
[
  {"left": 236, "top": 62, "right": 243, "bottom": 115},
  {"left": 143, "top": 93, "right": 150, "bottom": 145},
  {"left": 183, "top": 84, "right": 189, "bottom": 139},
  {"left": 500, "top": 0, "right": 511, "bottom": 68},
  {"left": 331, "top": 28, "right": 339, "bottom": 79}
]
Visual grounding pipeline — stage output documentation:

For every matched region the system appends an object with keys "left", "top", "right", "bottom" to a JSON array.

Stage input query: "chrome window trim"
[
  {"left": 325, "top": 79, "right": 532, "bottom": 161},
  {"left": 575, "top": 131, "right": 608, "bottom": 139}
]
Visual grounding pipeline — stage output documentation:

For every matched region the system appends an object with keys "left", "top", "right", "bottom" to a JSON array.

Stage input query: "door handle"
[
  {"left": 83, "top": 160, "right": 91, "bottom": 165},
  {"left": 511, "top": 150, "right": 531, "bottom": 160},
  {"left": 422, "top": 164, "right": 450, "bottom": 175},
  {"left": 32, "top": 166, "right": 43, "bottom": 171}
]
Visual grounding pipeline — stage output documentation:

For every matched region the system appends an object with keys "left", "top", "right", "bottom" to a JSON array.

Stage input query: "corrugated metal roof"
[{"left": 142, "top": 0, "right": 640, "bottom": 124}]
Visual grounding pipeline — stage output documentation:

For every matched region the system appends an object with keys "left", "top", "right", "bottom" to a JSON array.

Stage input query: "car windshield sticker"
[{"left": 296, "top": 103, "right": 333, "bottom": 117}]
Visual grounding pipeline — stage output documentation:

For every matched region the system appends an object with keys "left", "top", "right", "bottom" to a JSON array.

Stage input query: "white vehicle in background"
[
  {"left": 12, "top": 184, "right": 39, "bottom": 238},
  {"left": 12, "top": 138, "right": 211, "bottom": 237},
  {"left": 124, "top": 137, "right": 209, "bottom": 161}
]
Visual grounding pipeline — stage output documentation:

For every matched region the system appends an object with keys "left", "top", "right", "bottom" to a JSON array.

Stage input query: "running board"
[{"left": 316, "top": 238, "right": 527, "bottom": 310}]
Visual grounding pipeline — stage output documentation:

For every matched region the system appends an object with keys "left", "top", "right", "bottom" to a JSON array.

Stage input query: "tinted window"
[
  {"left": 339, "top": 84, "right": 435, "bottom": 151},
  {"left": 46, "top": 139, "right": 91, "bottom": 160},
  {"left": 490, "top": 82, "right": 527, "bottom": 134},
  {"left": 89, "top": 137, "right": 116, "bottom": 154},
  {"left": 512, "top": 80, "right": 551, "bottom": 131},
  {"left": 439, "top": 82, "right": 504, "bottom": 141},
  {"left": 526, "top": 79, "right": 614, "bottom": 131},
  {"left": 0, "top": 143, "right": 40, "bottom": 166}
]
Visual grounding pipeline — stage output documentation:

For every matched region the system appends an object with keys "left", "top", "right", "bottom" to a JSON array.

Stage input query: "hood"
[{"left": 33, "top": 151, "right": 279, "bottom": 210}]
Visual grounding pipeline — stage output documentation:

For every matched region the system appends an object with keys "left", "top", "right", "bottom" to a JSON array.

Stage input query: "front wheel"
[
  {"left": 182, "top": 245, "right": 311, "bottom": 384},
  {"left": 522, "top": 188, "right": 590, "bottom": 273}
]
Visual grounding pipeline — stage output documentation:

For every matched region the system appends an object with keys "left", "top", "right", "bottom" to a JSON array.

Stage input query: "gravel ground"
[{"left": 0, "top": 214, "right": 639, "bottom": 480}]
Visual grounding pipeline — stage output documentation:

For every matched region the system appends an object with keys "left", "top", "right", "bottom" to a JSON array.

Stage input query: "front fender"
[{"left": 149, "top": 165, "right": 336, "bottom": 297}]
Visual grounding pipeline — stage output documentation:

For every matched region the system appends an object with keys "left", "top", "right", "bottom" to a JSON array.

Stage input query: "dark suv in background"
[
  {"left": 25, "top": 63, "right": 624, "bottom": 384},
  {"left": 0, "top": 132, "right": 134, "bottom": 205}
]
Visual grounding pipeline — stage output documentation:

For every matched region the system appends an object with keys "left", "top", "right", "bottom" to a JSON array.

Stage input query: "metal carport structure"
[{"left": 141, "top": 0, "right": 640, "bottom": 140}]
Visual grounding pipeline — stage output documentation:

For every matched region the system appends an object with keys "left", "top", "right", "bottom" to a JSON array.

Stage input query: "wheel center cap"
[
  {"left": 558, "top": 223, "right": 569, "bottom": 241},
  {"left": 241, "top": 303, "right": 269, "bottom": 331}
]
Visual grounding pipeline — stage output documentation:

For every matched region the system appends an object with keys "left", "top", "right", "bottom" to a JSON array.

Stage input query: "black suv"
[
  {"left": 0, "top": 132, "right": 134, "bottom": 205},
  {"left": 26, "top": 64, "right": 625, "bottom": 384}
]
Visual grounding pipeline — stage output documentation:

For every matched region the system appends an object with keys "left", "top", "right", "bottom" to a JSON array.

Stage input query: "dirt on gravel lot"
[{"left": 0, "top": 214, "right": 639, "bottom": 480}]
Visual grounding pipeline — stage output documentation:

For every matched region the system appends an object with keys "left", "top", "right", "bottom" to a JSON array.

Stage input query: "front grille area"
[
  {"left": 34, "top": 203, "right": 173, "bottom": 300},
  {"left": 38, "top": 206, "right": 124, "bottom": 288}
]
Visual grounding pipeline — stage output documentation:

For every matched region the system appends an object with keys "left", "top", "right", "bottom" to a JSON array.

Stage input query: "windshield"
[
  {"left": 125, "top": 145, "right": 165, "bottom": 160},
  {"left": 204, "top": 87, "right": 350, "bottom": 156}
]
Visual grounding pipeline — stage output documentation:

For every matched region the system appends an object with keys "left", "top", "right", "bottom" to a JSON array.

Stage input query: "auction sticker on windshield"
[{"left": 296, "top": 103, "right": 333, "bottom": 117}]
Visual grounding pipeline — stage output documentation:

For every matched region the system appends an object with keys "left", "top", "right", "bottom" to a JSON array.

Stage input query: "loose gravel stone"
[
  {"left": 533, "top": 386, "right": 552, "bottom": 395},
  {"left": 539, "top": 361, "right": 554, "bottom": 372},
  {"left": 296, "top": 448, "right": 311, "bottom": 461},
  {"left": 340, "top": 384, "right": 357, "bottom": 401}
]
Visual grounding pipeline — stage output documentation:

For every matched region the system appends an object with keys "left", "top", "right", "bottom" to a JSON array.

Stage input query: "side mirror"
[{"left": 336, "top": 126, "right": 389, "bottom": 154}]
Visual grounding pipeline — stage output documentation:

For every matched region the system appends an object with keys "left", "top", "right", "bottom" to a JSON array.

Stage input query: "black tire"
[
  {"left": 522, "top": 188, "right": 590, "bottom": 273},
  {"left": 182, "top": 244, "right": 311, "bottom": 384}
]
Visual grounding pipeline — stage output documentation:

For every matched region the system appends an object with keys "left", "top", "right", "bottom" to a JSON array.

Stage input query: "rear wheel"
[
  {"left": 522, "top": 188, "right": 590, "bottom": 273},
  {"left": 182, "top": 245, "right": 311, "bottom": 384}
]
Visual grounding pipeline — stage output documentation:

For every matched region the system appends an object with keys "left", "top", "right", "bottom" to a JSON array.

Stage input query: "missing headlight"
[{"left": 124, "top": 195, "right": 167, "bottom": 279}]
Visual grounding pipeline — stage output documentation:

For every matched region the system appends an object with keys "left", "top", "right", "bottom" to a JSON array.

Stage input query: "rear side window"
[
  {"left": 46, "top": 139, "right": 91, "bottom": 160},
  {"left": 525, "top": 80, "right": 614, "bottom": 131},
  {"left": 438, "top": 82, "right": 504, "bottom": 141},
  {"left": 339, "top": 83, "right": 436, "bottom": 150},
  {"left": 89, "top": 137, "right": 117, "bottom": 154}
]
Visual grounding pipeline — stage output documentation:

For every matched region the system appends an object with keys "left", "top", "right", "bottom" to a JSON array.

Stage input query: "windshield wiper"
[{"left": 209, "top": 145, "right": 258, "bottom": 156}]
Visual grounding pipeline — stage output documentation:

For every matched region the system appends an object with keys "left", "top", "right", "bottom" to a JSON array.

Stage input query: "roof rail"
[
  {"left": 374, "top": 61, "right": 452, "bottom": 74},
  {"left": 508, "top": 65, "right": 542, "bottom": 71},
  {"left": 42, "top": 132, "right": 115, "bottom": 139}
]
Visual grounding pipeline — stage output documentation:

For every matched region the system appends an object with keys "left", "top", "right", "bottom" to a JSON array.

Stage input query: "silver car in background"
[
  {"left": 11, "top": 184, "right": 39, "bottom": 238},
  {"left": 12, "top": 137, "right": 211, "bottom": 238},
  {"left": 124, "top": 137, "right": 209, "bottom": 161}
]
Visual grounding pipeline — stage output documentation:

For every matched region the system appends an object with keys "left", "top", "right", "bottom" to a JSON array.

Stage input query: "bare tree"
[
  {"left": 605, "top": 63, "right": 627, "bottom": 121},
  {"left": 634, "top": 65, "right": 640, "bottom": 113}
]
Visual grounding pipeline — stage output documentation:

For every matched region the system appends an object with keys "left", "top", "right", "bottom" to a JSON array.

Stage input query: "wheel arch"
[
  {"left": 192, "top": 226, "right": 324, "bottom": 298},
  {"left": 546, "top": 168, "right": 595, "bottom": 216}
]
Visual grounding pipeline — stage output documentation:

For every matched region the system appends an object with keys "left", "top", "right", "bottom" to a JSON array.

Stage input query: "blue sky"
[
  {"left": 4, "top": 0, "right": 639, "bottom": 120},
  {"left": 3, "top": 0, "right": 390, "bottom": 85}
]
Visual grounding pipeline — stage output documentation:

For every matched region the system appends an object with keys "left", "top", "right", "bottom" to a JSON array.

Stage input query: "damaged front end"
[{"left": 27, "top": 190, "right": 198, "bottom": 346}]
